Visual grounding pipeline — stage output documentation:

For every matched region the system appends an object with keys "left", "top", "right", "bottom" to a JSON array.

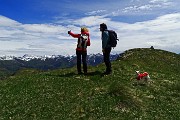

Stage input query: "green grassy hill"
[{"left": 0, "top": 48, "right": 180, "bottom": 120}]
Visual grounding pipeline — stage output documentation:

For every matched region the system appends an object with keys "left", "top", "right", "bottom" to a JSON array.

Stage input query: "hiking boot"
[
  {"left": 103, "top": 71, "right": 112, "bottom": 75},
  {"left": 78, "top": 72, "right": 83, "bottom": 75}
]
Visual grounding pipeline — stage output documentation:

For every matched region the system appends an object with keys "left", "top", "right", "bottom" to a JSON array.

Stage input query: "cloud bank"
[{"left": 0, "top": 13, "right": 180, "bottom": 56}]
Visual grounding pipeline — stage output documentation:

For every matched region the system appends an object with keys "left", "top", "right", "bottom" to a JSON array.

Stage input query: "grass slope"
[{"left": 0, "top": 48, "right": 180, "bottom": 120}]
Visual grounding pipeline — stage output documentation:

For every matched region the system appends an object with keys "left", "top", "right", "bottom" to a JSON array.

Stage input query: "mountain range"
[{"left": 0, "top": 53, "right": 119, "bottom": 79}]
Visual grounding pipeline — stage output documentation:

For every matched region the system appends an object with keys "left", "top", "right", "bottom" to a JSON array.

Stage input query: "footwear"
[
  {"left": 78, "top": 72, "right": 83, "bottom": 75},
  {"left": 103, "top": 71, "right": 112, "bottom": 75}
]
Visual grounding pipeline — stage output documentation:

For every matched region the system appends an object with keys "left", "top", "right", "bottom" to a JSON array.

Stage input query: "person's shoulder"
[{"left": 103, "top": 30, "right": 109, "bottom": 36}]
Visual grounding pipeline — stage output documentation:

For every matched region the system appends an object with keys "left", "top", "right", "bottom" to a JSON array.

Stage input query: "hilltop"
[{"left": 0, "top": 48, "right": 180, "bottom": 119}]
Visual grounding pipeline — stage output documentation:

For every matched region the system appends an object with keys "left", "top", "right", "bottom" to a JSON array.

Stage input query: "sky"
[{"left": 0, "top": 0, "right": 180, "bottom": 56}]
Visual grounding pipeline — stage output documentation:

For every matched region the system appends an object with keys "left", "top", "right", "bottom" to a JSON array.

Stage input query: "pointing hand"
[{"left": 68, "top": 30, "right": 71, "bottom": 34}]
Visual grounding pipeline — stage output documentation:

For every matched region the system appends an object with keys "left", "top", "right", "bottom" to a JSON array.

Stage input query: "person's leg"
[
  {"left": 76, "top": 51, "right": 82, "bottom": 74},
  {"left": 103, "top": 48, "right": 112, "bottom": 74},
  {"left": 82, "top": 51, "right": 87, "bottom": 74}
]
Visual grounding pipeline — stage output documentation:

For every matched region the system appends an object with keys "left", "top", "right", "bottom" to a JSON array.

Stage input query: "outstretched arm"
[{"left": 68, "top": 31, "right": 80, "bottom": 38}]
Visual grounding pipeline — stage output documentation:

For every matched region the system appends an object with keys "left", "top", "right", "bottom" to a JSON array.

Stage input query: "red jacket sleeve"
[{"left": 69, "top": 31, "right": 80, "bottom": 38}]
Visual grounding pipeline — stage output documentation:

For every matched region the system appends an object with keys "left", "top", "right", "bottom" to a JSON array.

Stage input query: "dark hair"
[{"left": 100, "top": 23, "right": 107, "bottom": 30}]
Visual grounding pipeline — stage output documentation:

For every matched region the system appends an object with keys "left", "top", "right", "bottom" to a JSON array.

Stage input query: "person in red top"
[{"left": 68, "top": 27, "right": 90, "bottom": 74}]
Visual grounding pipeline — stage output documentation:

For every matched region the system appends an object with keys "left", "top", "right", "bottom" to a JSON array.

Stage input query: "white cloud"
[
  {"left": 0, "top": 13, "right": 180, "bottom": 56},
  {"left": 70, "top": 16, "right": 111, "bottom": 27},
  {"left": 116, "top": 13, "right": 180, "bottom": 53},
  {"left": 85, "top": 10, "right": 107, "bottom": 16},
  {"left": 150, "top": 0, "right": 171, "bottom": 3},
  {"left": 110, "top": 0, "right": 176, "bottom": 16},
  {"left": 22, "top": 24, "right": 68, "bottom": 33},
  {"left": 0, "top": 15, "right": 20, "bottom": 26},
  {"left": 122, "top": 4, "right": 167, "bottom": 13}
]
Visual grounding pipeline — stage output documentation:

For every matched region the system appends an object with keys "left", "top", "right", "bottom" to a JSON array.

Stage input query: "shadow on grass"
[
  {"left": 45, "top": 72, "right": 77, "bottom": 77},
  {"left": 86, "top": 71, "right": 102, "bottom": 76},
  {"left": 45, "top": 70, "right": 103, "bottom": 78}
]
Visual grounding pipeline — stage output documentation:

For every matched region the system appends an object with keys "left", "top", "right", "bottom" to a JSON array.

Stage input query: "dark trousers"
[
  {"left": 76, "top": 50, "right": 87, "bottom": 73},
  {"left": 103, "top": 48, "right": 112, "bottom": 73}
]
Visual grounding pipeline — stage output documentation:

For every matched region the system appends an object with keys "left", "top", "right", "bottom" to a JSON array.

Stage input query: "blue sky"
[{"left": 0, "top": 0, "right": 180, "bottom": 56}]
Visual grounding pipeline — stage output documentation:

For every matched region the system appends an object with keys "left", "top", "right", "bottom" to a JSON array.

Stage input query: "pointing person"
[{"left": 68, "top": 27, "right": 90, "bottom": 74}]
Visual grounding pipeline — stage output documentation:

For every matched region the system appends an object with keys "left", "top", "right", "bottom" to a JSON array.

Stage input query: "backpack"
[
  {"left": 77, "top": 34, "right": 89, "bottom": 49},
  {"left": 107, "top": 30, "right": 119, "bottom": 47}
]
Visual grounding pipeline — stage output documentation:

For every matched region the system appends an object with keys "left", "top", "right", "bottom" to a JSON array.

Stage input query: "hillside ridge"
[{"left": 0, "top": 48, "right": 180, "bottom": 119}]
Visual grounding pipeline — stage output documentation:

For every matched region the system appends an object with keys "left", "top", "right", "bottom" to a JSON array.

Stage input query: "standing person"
[
  {"left": 68, "top": 27, "right": 90, "bottom": 75},
  {"left": 100, "top": 23, "right": 112, "bottom": 75}
]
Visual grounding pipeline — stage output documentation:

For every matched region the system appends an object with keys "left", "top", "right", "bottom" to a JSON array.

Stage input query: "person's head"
[
  {"left": 100, "top": 23, "right": 107, "bottom": 31},
  {"left": 81, "top": 27, "right": 89, "bottom": 32}
]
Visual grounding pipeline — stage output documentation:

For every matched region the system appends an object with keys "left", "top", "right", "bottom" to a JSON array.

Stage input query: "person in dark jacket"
[
  {"left": 68, "top": 27, "right": 90, "bottom": 74},
  {"left": 100, "top": 23, "right": 112, "bottom": 75}
]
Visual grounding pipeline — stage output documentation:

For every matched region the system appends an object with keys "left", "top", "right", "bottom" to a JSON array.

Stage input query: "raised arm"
[{"left": 68, "top": 31, "right": 80, "bottom": 38}]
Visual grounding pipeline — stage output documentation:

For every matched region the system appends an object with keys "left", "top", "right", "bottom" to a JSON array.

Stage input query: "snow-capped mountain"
[
  {"left": 17, "top": 54, "right": 66, "bottom": 61},
  {"left": 0, "top": 54, "right": 73, "bottom": 61},
  {"left": 0, "top": 55, "right": 15, "bottom": 60},
  {"left": 0, "top": 53, "right": 119, "bottom": 63},
  {"left": 0, "top": 53, "right": 120, "bottom": 79}
]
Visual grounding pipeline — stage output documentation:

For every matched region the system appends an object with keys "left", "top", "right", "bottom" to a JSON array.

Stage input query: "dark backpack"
[{"left": 107, "top": 30, "right": 119, "bottom": 47}]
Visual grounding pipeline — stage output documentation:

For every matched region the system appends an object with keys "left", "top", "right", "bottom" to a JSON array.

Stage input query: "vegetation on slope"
[{"left": 0, "top": 48, "right": 180, "bottom": 119}]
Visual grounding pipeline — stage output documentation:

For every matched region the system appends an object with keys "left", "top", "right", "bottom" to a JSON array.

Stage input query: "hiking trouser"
[
  {"left": 76, "top": 50, "right": 87, "bottom": 73},
  {"left": 103, "top": 47, "right": 112, "bottom": 73}
]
